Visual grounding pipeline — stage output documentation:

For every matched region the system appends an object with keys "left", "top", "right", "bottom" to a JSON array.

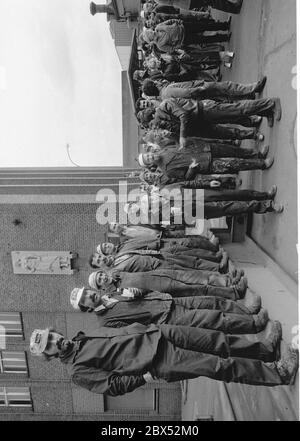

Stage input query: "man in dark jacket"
[
  {"left": 88, "top": 268, "right": 248, "bottom": 301},
  {"left": 29, "top": 323, "right": 298, "bottom": 396},
  {"left": 138, "top": 149, "right": 274, "bottom": 180},
  {"left": 70, "top": 287, "right": 265, "bottom": 331},
  {"left": 141, "top": 96, "right": 282, "bottom": 147},
  {"left": 138, "top": 105, "right": 266, "bottom": 141}
]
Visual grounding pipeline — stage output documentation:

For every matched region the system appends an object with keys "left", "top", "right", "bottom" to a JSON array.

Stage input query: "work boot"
[
  {"left": 268, "top": 185, "right": 277, "bottom": 199},
  {"left": 253, "top": 308, "right": 269, "bottom": 332},
  {"left": 275, "top": 344, "right": 299, "bottom": 385},
  {"left": 210, "top": 236, "right": 219, "bottom": 247},
  {"left": 271, "top": 202, "right": 284, "bottom": 214},
  {"left": 245, "top": 320, "right": 282, "bottom": 357},
  {"left": 242, "top": 320, "right": 282, "bottom": 362},
  {"left": 254, "top": 76, "right": 267, "bottom": 94},
  {"left": 263, "top": 157, "right": 275, "bottom": 170},
  {"left": 239, "top": 290, "right": 262, "bottom": 314},
  {"left": 258, "top": 145, "right": 270, "bottom": 159},
  {"left": 231, "top": 268, "right": 245, "bottom": 284},
  {"left": 234, "top": 276, "right": 248, "bottom": 299}
]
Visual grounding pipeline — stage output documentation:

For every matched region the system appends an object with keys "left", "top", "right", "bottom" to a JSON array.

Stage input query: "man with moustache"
[{"left": 29, "top": 323, "right": 298, "bottom": 396}]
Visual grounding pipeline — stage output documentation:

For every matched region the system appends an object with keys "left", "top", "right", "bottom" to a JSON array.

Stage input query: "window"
[
  {"left": 0, "top": 387, "right": 32, "bottom": 407},
  {"left": 0, "top": 313, "right": 24, "bottom": 339},
  {"left": 0, "top": 351, "right": 28, "bottom": 374}
]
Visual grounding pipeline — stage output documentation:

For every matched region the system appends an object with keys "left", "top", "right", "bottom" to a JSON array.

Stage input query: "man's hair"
[
  {"left": 137, "top": 108, "right": 155, "bottom": 128},
  {"left": 142, "top": 79, "right": 159, "bottom": 97},
  {"left": 88, "top": 254, "right": 98, "bottom": 269}
]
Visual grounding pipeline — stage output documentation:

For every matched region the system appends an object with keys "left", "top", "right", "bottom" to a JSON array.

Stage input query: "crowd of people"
[{"left": 29, "top": 0, "right": 298, "bottom": 398}]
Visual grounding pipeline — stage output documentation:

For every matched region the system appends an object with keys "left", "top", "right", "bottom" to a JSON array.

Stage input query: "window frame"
[
  {"left": 0, "top": 350, "right": 29, "bottom": 375},
  {"left": 0, "top": 386, "right": 32, "bottom": 408}
]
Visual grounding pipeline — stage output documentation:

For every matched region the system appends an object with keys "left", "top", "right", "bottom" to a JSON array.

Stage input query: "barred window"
[
  {"left": 0, "top": 387, "right": 32, "bottom": 407},
  {"left": 0, "top": 313, "right": 24, "bottom": 339},
  {"left": 0, "top": 351, "right": 28, "bottom": 374}
]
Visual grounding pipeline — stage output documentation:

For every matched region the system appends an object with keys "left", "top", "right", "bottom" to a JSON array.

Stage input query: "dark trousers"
[
  {"left": 152, "top": 338, "right": 283, "bottom": 386},
  {"left": 193, "top": 123, "right": 258, "bottom": 140},
  {"left": 202, "top": 98, "right": 275, "bottom": 123},
  {"left": 210, "top": 158, "right": 265, "bottom": 174},
  {"left": 162, "top": 278, "right": 239, "bottom": 300},
  {"left": 184, "top": 33, "right": 229, "bottom": 46},
  {"left": 166, "top": 246, "right": 223, "bottom": 263},
  {"left": 161, "top": 236, "right": 219, "bottom": 252},
  {"left": 191, "top": 0, "right": 243, "bottom": 14},
  {"left": 157, "top": 323, "right": 277, "bottom": 362},
  {"left": 203, "top": 189, "right": 271, "bottom": 202},
  {"left": 210, "top": 144, "right": 261, "bottom": 159},
  {"left": 168, "top": 302, "right": 257, "bottom": 333},
  {"left": 204, "top": 200, "right": 274, "bottom": 219},
  {"left": 184, "top": 20, "right": 230, "bottom": 32},
  {"left": 193, "top": 81, "right": 258, "bottom": 100},
  {"left": 173, "top": 296, "right": 252, "bottom": 315}
]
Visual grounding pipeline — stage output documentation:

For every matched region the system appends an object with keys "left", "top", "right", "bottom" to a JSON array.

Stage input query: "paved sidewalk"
[{"left": 181, "top": 238, "right": 298, "bottom": 421}]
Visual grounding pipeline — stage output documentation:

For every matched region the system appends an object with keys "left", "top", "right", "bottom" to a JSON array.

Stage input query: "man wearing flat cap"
[{"left": 29, "top": 323, "right": 298, "bottom": 396}]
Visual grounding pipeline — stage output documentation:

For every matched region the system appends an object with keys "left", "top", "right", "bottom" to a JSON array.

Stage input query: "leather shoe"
[
  {"left": 263, "top": 157, "right": 274, "bottom": 170},
  {"left": 239, "top": 290, "right": 261, "bottom": 314}
]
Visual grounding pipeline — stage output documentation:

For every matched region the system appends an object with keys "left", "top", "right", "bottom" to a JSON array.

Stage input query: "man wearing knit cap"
[{"left": 29, "top": 323, "right": 298, "bottom": 396}]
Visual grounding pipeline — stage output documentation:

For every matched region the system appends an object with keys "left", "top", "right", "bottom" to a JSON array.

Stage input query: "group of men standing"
[{"left": 29, "top": 0, "right": 298, "bottom": 399}]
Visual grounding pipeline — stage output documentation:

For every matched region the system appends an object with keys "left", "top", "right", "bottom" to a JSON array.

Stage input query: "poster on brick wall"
[{"left": 11, "top": 251, "right": 77, "bottom": 275}]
